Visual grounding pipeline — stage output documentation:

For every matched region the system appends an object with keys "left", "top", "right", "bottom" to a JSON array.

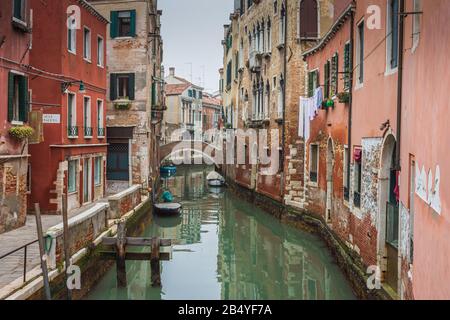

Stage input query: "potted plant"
[
  {"left": 114, "top": 98, "right": 132, "bottom": 110},
  {"left": 337, "top": 92, "right": 350, "bottom": 104},
  {"left": 224, "top": 123, "right": 233, "bottom": 129},
  {"left": 9, "top": 125, "right": 35, "bottom": 140}
]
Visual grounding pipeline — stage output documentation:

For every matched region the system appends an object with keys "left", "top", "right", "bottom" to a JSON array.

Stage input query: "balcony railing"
[
  {"left": 67, "top": 126, "right": 78, "bottom": 138},
  {"left": 84, "top": 126, "right": 93, "bottom": 137},
  {"left": 98, "top": 127, "right": 105, "bottom": 137}
]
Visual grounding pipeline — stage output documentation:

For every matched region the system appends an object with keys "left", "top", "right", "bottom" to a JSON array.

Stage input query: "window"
[
  {"left": 110, "top": 10, "right": 136, "bottom": 38},
  {"left": 97, "top": 36, "right": 104, "bottom": 67},
  {"left": 387, "top": 0, "right": 399, "bottom": 71},
  {"left": 356, "top": 20, "right": 364, "bottom": 85},
  {"left": 310, "top": 144, "right": 319, "bottom": 183},
  {"left": 110, "top": 73, "right": 135, "bottom": 100},
  {"left": 27, "top": 163, "right": 31, "bottom": 193},
  {"left": 343, "top": 42, "right": 351, "bottom": 90},
  {"left": 67, "top": 93, "right": 77, "bottom": 137},
  {"left": 94, "top": 157, "right": 102, "bottom": 186},
  {"left": 307, "top": 70, "right": 318, "bottom": 98},
  {"left": 330, "top": 53, "right": 338, "bottom": 97},
  {"left": 226, "top": 61, "right": 232, "bottom": 87},
  {"left": 343, "top": 146, "right": 349, "bottom": 201},
  {"left": 97, "top": 100, "right": 104, "bottom": 137},
  {"left": 274, "top": 0, "right": 278, "bottom": 14},
  {"left": 83, "top": 27, "right": 91, "bottom": 61},
  {"left": 279, "top": 3, "right": 286, "bottom": 46},
  {"left": 299, "top": 0, "right": 319, "bottom": 39},
  {"left": 13, "top": 0, "right": 26, "bottom": 22},
  {"left": 68, "top": 16, "right": 77, "bottom": 53},
  {"left": 7, "top": 72, "right": 28, "bottom": 123},
  {"left": 324, "top": 60, "right": 331, "bottom": 98},
  {"left": 84, "top": 97, "right": 92, "bottom": 137},
  {"left": 354, "top": 149, "right": 362, "bottom": 208},
  {"left": 247, "top": 0, "right": 253, "bottom": 9},
  {"left": 266, "top": 19, "right": 272, "bottom": 53},
  {"left": 68, "top": 160, "right": 78, "bottom": 193},
  {"left": 412, "top": 0, "right": 421, "bottom": 52}
]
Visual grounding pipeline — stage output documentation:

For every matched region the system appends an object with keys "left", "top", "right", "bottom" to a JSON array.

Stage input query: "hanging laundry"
[{"left": 314, "top": 87, "right": 323, "bottom": 110}]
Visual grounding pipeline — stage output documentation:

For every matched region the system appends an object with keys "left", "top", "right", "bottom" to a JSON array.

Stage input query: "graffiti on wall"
[{"left": 415, "top": 163, "right": 441, "bottom": 215}]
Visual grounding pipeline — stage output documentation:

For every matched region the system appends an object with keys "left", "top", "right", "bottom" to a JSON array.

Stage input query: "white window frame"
[
  {"left": 412, "top": 0, "right": 421, "bottom": 53},
  {"left": 97, "top": 99, "right": 104, "bottom": 136},
  {"left": 386, "top": 0, "right": 399, "bottom": 75},
  {"left": 97, "top": 35, "right": 104, "bottom": 67},
  {"left": 67, "top": 92, "right": 77, "bottom": 137},
  {"left": 83, "top": 96, "right": 92, "bottom": 138},
  {"left": 68, "top": 159, "right": 78, "bottom": 194},
  {"left": 68, "top": 17, "right": 77, "bottom": 54},
  {"left": 309, "top": 143, "right": 319, "bottom": 186},
  {"left": 12, "top": 0, "right": 27, "bottom": 25},
  {"left": 83, "top": 26, "right": 91, "bottom": 62},
  {"left": 355, "top": 19, "right": 364, "bottom": 88},
  {"left": 94, "top": 156, "right": 102, "bottom": 186}
]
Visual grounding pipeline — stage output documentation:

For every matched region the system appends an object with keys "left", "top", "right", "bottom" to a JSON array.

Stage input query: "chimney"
[{"left": 169, "top": 67, "right": 175, "bottom": 76}]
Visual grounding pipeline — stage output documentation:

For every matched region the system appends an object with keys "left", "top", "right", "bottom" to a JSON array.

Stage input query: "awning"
[{"left": 354, "top": 148, "right": 362, "bottom": 162}]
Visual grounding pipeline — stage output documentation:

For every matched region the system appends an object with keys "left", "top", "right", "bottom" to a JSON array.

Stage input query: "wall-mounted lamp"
[{"left": 61, "top": 80, "right": 86, "bottom": 94}]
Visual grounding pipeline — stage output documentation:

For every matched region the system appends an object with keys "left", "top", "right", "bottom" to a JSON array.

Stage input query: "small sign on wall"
[{"left": 43, "top": 114, "right": 61, "bottom": 124}]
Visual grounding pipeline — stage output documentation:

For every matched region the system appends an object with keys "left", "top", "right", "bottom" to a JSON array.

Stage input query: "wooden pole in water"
[
  {"left": 61, "top": 194, "right": 72, "bottom": 300},
  {"left": 116, "top": 221, "right": 127, "bottom": 287},
  {"left": 151, "top": 237, "right": 161, "bottom": 286},
  {"left": 34, "top": 203, "right": 52, "bottom": 300}
]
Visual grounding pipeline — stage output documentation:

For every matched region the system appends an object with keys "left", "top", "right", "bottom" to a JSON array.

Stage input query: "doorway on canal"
[{"left": 86, "top": 165, "right": 356, "bottom": 300}]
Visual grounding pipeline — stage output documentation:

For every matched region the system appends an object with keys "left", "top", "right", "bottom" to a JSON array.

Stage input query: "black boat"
[{"left": 153, "top": 202, "right": 182, "bottom": 216}]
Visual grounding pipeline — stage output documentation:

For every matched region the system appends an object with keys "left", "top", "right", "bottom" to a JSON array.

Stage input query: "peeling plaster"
[
  {"left": 415, "top": 163, "right": 441, "bottom": 215},
  {"left": 361, "top": 137, "right": 382, "bottom": 225}
]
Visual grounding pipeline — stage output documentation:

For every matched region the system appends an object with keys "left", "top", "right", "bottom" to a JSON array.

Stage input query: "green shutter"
[
  {"left": 344, "top": 43, "right": 350, "bottom": 89},
  {"left": 110, "top": 74, "right": 117, "bottom": 100},
  {"left": 308, "top": 72, "right": 314, "bottom": 98},
  {"left": 110, "top": 11, "right": 118, "bottom": 38},
  {"left": 128, "top": 73, "right": 135, "bottom": 100},
  {"left": 130, "top": 10, "right": 136, "bottom": 37},
  {"left": 8, "top": 73, "right": 15, "bottom": 122},
  {"left": 151, "top": 81, "right": 156, "bottom": 106},
  {"left": 19, "top": 75, "right": 28, "bottom": 122}
]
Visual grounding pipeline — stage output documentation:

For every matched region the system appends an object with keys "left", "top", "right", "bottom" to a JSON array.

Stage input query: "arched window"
[{"left": 299, "top": 0, "right": 318, "bottom": 39}]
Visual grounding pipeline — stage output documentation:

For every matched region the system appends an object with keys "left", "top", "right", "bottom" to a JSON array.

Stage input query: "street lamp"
[{"left": 61, "top": 80, "right": 86, "bottom": 94}]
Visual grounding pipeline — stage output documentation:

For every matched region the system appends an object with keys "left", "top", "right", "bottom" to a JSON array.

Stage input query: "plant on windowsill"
[
  {"left": 322, "top": 99, "right": 335, "bottom": 109},
  {"left": 9, "top": 125, "right": 35, "bottom": 140},
  {"left": 337, "top": 92, "right": 350, "bottom": 104},
  {"left": 114, "top": 98, "right": 131, "bottom": 110}
]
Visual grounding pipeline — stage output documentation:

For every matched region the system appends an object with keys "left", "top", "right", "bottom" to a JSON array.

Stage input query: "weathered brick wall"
[
  {"left": 108, "top": 185, "right": 142, "bottom": 219},
  {"left": 0, "top": 159, "right": 28, "bottom": 234}
]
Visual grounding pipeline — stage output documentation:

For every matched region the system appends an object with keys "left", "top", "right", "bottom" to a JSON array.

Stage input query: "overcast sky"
[{"left": 160, "top": 0, "right": 234, "bottom": 93}]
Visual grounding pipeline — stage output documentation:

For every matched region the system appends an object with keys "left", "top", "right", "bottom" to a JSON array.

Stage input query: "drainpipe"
[
  {"left": 280, "top": 0, "right": 288, "bottom": 200},
  {"left": 395, "top": 0, "right": 405, "bottom": 171},
  {"left": 347, "top": 4, "right": 355, "bottom": 197}
]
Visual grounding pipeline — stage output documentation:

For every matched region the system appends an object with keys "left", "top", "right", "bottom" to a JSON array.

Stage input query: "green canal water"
[{"left": 86, "top": 165, "right": 356, "bottom": 300}]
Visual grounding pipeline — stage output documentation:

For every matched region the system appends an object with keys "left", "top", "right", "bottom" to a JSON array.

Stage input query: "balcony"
[
  {"left": 67, "top": 126, "right": 78, "bottom": 138},
  {"left": 84, "top": 127, "right": 93, "bottom": 137},
  {"left": 98, "top": 127, "right": 105, "bottom": 137}
]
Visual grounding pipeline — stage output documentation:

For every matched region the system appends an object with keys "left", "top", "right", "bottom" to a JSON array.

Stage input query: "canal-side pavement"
[{"left": 0, "top": 200, "right": 108, "bottom": 292}]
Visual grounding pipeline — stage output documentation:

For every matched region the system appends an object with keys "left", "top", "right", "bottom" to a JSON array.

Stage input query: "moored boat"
[{"left": 154, "top": 202, "right": 182, "bottom": 216}]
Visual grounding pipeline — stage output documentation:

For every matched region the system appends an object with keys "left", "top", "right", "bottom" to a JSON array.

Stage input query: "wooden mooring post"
[{"left": 100, "top": 221, "right": 171, "bottom": 287}]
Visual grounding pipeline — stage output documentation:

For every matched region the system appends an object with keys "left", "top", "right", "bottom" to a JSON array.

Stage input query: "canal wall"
[
  {"left": 225, "top": 177, "right": 392, "bottom": 300},
  {"left": 2, "top": 186, "right": 152, "bottom": 300}
]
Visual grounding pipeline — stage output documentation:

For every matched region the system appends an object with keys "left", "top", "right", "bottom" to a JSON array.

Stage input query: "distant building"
[
  {"left": 28, "top": 0, "right": 109, "bottom": 214},
  {"left": 201, "top": 93, "right": 222, "bottom": 143},
  {"left": 90, "top": 0, "right": 164, "bottom": 193},
  {"left": 164, "top": 67, "right": 204, "bottom": 142},
  {"left": 0, "top": 0, "right": 32, "bottom": 233}
]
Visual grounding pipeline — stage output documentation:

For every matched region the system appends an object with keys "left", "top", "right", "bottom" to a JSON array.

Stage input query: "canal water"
[{"left": 86, "top": 165, "right": 356, "bottom": 300}]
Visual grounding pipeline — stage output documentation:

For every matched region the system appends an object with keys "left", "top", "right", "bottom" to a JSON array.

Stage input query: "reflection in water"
[{"left": 86, "top": 165, "right": 355, "bottom": 300}]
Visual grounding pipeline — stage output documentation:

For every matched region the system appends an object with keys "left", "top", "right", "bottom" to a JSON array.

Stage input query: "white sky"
[{"left": 160, "top": 0, "right": 234, "bottom": 93}]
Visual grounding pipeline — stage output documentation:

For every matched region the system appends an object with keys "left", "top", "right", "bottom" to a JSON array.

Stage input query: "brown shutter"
[{"left": 300, "top": 0, "right": 318, "bottom": 39}]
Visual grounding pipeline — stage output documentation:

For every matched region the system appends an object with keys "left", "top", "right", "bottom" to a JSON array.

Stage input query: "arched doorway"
[
  {"left": 325, "top": 138, "right": 334, "bottom": 223},
  {"left": 378, "top": 134, "right": 399, "bottom": 292}
]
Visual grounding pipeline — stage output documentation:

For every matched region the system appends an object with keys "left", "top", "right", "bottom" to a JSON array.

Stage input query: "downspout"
[
  {"left": 347, "top": 4, "right": 355, "bottom": 197},
  {"left": 395, "top": 0, "right": 405, "bottom": 170},
  {"left": 280, "top": 0, "right": 288, "bottom": 200}
]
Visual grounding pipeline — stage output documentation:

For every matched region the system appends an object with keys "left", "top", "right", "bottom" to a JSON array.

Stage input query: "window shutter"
[
  {"left": 324, "top": 62, "right": 329, "bottom": 98},
  {"left": 130, "top": 10, "right": 137, "bottom": 37},
  {"left": 110, "top": 74, "right": 117, "bottom": 101},
  {"left": 308, "top": 72, "right": 314, "bottom": 97},
  {"left": 8, "top": 72, "right": 15, "bottom": 122},
  {"left": 19, "top": 75, "right": 29, "bottom": 122},
  {"left": 344, "top": 43, "right": 350, "bottom": 89},
  {"left": 128, "top": 73, "right": 135, "bottom": 100},
  {"left": 110, "top": 11, "right": 118, "bottom": 38},
  {"left": 151, "top": 81, "right": 156, "bottom": 106}
]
